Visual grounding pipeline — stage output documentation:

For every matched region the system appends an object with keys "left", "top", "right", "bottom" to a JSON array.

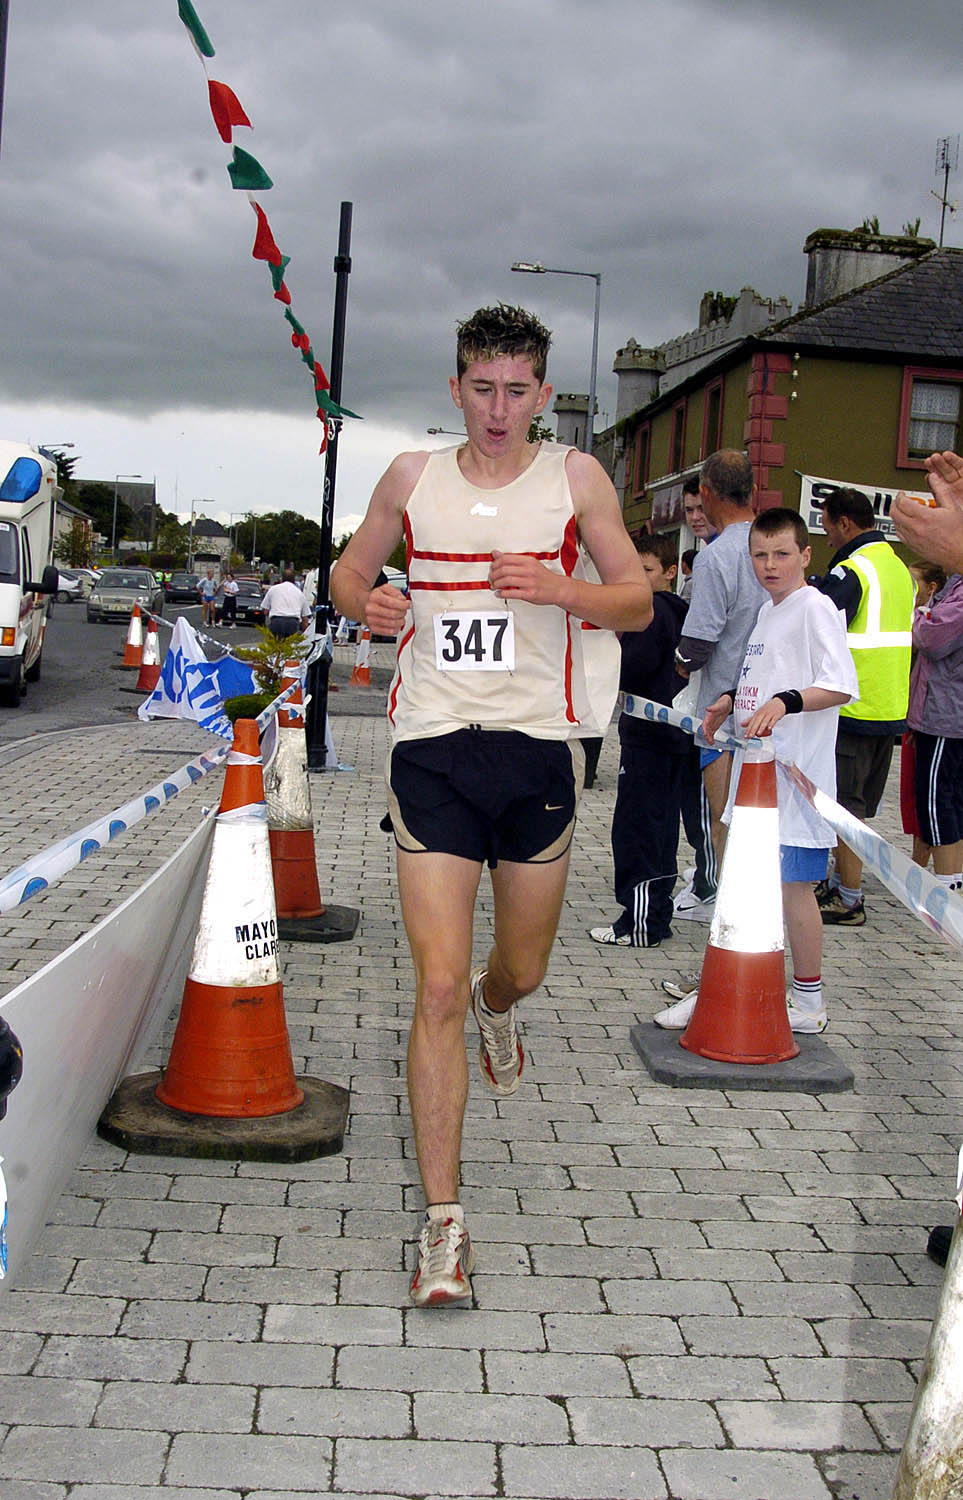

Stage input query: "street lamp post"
[
  {"left": 510, "top": 261, "right": 601, "bottom": 456},
  {"left": 187, "top": 498, "right": 210, "bottom": 573},
  {"left": 112, "top": 473, "right": 142, "bottom": 563}
]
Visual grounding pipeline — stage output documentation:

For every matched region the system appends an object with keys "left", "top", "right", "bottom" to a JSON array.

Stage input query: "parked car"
[
  {"left": 86, "top": 568, "right": 165, "bottom": 623},
  {"left": 55, "top": 568, "right": 97, "bottom": 602},
  {"left": 215, "top": 577, "right": 264, "bottom": 625},
  {"left": 163, "top": 571, "right": 200, "bottom": 603}
]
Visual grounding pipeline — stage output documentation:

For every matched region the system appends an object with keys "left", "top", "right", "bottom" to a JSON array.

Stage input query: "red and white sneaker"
[
  {"left": 470, "top": 968, "right": 524, "bottom": 1096},
  {"left": 409, "top": 1216, "right": 474, "bottom": 1308}
]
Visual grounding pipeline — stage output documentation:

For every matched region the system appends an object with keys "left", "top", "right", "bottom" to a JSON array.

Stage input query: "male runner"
[{"left": 331, "top": 304, "right": 651, "bottom": 1307}]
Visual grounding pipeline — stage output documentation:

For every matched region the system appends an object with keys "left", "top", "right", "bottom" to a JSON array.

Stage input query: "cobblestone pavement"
[{"left": 0, "top": 708, "right": 959, "bottom": 1500}]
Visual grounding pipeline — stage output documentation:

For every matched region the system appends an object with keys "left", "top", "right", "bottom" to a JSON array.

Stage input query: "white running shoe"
[
  {"left": 470, "top": 968, "right": 524, "bottom": 1096},
  {"left": 786, "top": 1006, "right": 828, "bottom": 1034},
  {"left": 660, "top": 970, "right": 702, "bottom": 1001},
  {"left": 653, "top": 992, "right": 698, "bottom": 1028},
  {"left": 589, "top": 925, "right": 631, "bottom": 946},
  {"left": 673, "top": 892, "right": 716, "bottom": 922},
  {"left": 410, "top": 1216, "right": 474, "bottom": 1307}
]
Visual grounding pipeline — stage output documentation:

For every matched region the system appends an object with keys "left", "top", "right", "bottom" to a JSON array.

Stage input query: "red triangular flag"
[
  {"left": 208, "top": 80, "right": 252, "bottom": 144},
  {"left": 273, "top": 280, "right": 292, "bottom": 305},
  {"left": 314, "top": 362, "right": 330, "bottom": 391},
  {"left": 251, "top": 204, "right": 283, "bottom": 266}
]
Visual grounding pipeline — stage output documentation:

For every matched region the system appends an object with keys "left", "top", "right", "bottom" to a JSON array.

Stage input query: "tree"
[
  {"left": 74, "top": 482, "right": 133, "bottom": 546},
  {"left": 527, "top": 416, "right": 556, "bottom": 443},
  {"left": 53, "top": 518, "right": 92, "bottom": 568},
  {"left": 234, "top": 510, "right": 322, "bottom": 569}
]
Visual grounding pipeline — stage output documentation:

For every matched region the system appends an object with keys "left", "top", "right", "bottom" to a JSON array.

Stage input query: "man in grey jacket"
[{"left": 675, "top": 450, "right": 767, "bottom": 883}]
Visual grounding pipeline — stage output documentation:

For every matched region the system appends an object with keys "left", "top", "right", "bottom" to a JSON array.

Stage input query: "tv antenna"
[{"left": 933, "top": 135, "right": 960, "bottom": 246}]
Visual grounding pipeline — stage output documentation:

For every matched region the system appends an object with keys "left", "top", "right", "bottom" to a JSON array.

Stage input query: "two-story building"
[{"left": 589, "top": 229, "right": 962, "bottom": 571}]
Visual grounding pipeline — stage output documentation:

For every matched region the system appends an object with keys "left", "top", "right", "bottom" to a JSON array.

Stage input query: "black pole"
[
  {"left": 0, "top": 0, "right": 10, "bottom": 159},
  {"left": 305, "top": 201, "right": 352, "bottom": 771}
]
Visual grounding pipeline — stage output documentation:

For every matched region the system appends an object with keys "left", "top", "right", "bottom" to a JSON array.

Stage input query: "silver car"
[{"left": 87, "top": 568, "right": 164, "bottom": 623}]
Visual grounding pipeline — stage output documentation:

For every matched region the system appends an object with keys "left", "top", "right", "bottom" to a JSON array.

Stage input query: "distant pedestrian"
[
  {"left": 199, "top": 568, "right": 218, "bottom": 627},
  {"left": 221, "top": 571, "right": 239, "bottom": 629},
  {"left": 261, "top": 568, "right": 310, "bottom": 639}
]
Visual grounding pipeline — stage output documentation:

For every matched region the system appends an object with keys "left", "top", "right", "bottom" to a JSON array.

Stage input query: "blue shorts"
[
  {"left": 780, "top": 845, "right": 830, "bottom": 883},
  {"left": 699, "top": 747, "right": 725, "bottom": 770}
]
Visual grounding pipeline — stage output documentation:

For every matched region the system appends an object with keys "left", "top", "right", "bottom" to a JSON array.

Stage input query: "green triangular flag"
[
  {"left": 317, "top": 391, "right": 363, "bottom": 421},
  {"left": 177, "top": 0, "right": 215, "bottom": 57},
  {"left": 227, "top": 148, "right": 273, "bottom": 191},
  {"left": 300, "top": 346, "right": 315, "bottom": 368},
  {"left": 269, "top": 256, "right": 290, "bottom": 293},
  {"left": 284, "top": 308, "right": 306, "bottom": 338}
]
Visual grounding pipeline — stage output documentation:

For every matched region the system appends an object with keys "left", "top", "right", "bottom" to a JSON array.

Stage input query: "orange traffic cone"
[
  {"left": 349, "top": 624, "right": 371, "bottom": 686},
  {"left": 680, "top": 740, "right": 798, "bottom": 1065},
  {"left": 122, "top": 604, "right": 144, "bottom": 666},
  {"left": 154, "top": 718, "right": 304, "bottom": 1117},
  {"left": 134, "top": 617, "right": 162, "bottom": 692},
  {"left": 265, "top": 662, "right": 359, "bottom": 944}
]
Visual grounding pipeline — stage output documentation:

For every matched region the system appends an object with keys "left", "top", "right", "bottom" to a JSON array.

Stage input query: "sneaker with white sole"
[
  {"left": 589, "top": 924, "right": 632, "bottom": 946},
  {"left": 409, "top": 1216, "right": 474, "bottom": 1307},
  {"left": 672, "top": 890, "right": 716, "bottom": 922},
  {"left": 786, "top": 1005, "right": 828, "bottom": 1034},
  {"left": 470, "top": 968, "right": 524, "bottom": 1096},
  {"left": 660, "top": 970, "right": 702, "bottom": 1000},
  {"left": 653, "top": 991, "right": 698, "bottom": 1028}
]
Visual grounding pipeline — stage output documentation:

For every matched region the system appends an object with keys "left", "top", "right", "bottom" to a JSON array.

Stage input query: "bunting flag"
[
  {"left": 175, "top": 1, "right": 362, "bottom": 441},
  {"left": 208, "top": 80, "right": 252, "bottom": 143}
]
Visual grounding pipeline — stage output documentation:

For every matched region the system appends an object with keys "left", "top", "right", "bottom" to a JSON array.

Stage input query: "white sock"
[
  {"left": 791, "top": 975, "right": 823, "bottom": 1015},
  {"left": 935, "top": 872, "right": 962, "bottom": 892},
  {"left": 426, "top": 1202, "right": 463, "bottom": 1224}
]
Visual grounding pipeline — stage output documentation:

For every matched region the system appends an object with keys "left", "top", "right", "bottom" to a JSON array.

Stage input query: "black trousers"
[
  {"left": 610, "top": 737, "right": 686, "bottom": 946},
  {"left": 678, "top": 745, "right": 718, "bottom": 900}
]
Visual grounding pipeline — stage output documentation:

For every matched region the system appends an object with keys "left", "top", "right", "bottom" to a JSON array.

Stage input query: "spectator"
[
  {"left": 261, "top": 568, "right": 311, "bottom": 639},
  {"left": 589, "top": 533, "right": 689, "bottom": 947},
  {"left": 682, "top": 472, "right": 717, "bottom": 544},
  {"left": 220, "top": 571, "right": 239, "bottom": 629},
  {"left": 198, "top": 567, "right": 218, "bottom": 627},
  {"left": 906, "top": 569, "right": 963, "bottom": 892},
  {"left": 900, "top": 564, "right": 946, "bottom": 867},
  {"left": 810, "top": 488, "right": 915, "bottom": 925},
  {"left": 679, "top": 547, "right": 698, "bottom": 602},
  {"left": 675, "top": 450, "right": 767, "bottom": 904}
]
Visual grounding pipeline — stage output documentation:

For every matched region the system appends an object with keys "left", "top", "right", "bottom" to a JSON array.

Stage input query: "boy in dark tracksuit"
[{"left": 590, "top": 535, "right": 690, "bottom": 947}]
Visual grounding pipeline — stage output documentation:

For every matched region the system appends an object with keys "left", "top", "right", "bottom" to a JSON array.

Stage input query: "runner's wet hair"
[{"left": 456, "top": 304, "right": 552, "bottom": 383}]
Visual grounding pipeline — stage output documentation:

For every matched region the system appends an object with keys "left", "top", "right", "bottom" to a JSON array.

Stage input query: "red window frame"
[
  {"left": 669, "top": 399, "right": 687, "bottom": 474},
  {"left": 701, "top": 377, "right": 724, "bottom": 459},
  {"left": 897, "top": 365, "right": 963, "bottom": 469}
]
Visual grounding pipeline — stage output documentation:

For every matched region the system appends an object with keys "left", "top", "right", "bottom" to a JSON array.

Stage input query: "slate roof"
[{"left": 765, "top": 247, "right": 963, "bottom": 359}]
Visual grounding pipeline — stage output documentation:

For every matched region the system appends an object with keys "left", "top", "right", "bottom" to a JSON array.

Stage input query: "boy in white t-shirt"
[{"left": 672, "top": 508, "right": 858, "bottom": 1033}]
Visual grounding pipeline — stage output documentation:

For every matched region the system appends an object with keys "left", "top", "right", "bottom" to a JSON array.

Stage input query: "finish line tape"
[{"left": 620, "top": 693, "right": 963, "bottom": 952}]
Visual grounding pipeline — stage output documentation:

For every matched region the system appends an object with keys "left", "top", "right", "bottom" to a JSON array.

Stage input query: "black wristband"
[
  {"left": 725, "top": 688, "right": 738, "bottom": 703},
  {"left": 774, "top": 689, "right": 804, "bottom": 714}
]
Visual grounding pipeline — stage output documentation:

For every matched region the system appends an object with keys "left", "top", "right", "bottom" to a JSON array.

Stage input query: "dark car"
[
  {"left": 164, "top": 571, "right": 201, "bottom": 603},
  {"left": 215, "top": 578, "right": 264, "bottom": 625}
]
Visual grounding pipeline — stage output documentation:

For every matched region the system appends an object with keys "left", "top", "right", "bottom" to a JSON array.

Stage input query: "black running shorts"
[
  {"left": 384, "top": 728, "right": 584, "bottom": 867},
  {"left": 914, "top": 730, "right": 963, "bottom": 847}
]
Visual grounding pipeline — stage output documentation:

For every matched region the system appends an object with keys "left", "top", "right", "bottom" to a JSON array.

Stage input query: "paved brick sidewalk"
[{"left": 0, "top": 714, "right": 960, "bottom": 1499}]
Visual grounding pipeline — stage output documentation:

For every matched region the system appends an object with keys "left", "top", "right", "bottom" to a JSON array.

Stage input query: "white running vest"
[{"left": 387, "top": 444, "right": 604, "bottom": 744}]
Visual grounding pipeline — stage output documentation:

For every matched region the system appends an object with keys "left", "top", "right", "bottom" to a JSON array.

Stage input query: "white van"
[{"left": 0, "top": 441, "right": 61, "bottom": 707}]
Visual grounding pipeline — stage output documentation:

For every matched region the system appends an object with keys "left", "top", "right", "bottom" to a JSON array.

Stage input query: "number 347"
[{"left": 433, "top": 611, "right": 515, "bottom": 671}]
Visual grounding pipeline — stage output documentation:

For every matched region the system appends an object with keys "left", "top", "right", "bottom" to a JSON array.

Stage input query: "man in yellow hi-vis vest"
[{"left": 811, "top": 487, "right": 915, "bottom": 924}]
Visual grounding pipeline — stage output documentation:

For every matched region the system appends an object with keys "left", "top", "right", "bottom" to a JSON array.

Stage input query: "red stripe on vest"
[
  {"left": 388, "top": 622, "right": 416, "bottom": 725},
  {"left": 409, "top": 580, "right": 492, "bottom": 592},
  {"left": 409, "top": 547, "right": 560, "bottom": 563}
]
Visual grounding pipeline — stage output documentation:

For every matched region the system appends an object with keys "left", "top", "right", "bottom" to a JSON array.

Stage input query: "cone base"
[
  {"left": 630, "top": 1023, "right": 854, "bottom": 1094},
  {"left": 135, "top": 666, "right": 162, "bottom": 692},
  {"left": 680, "top": 945, "right": 799, "bottom": 1064},
  {"left": 98, "top": 1071, "right": 350, "bottom": 1162},
  {"left": 278, "top": 904, "right": 360, "bottom": 944}
]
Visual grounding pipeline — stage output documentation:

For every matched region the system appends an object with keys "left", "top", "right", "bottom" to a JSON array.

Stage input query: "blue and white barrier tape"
[
  {"left": 0, "top": 675, "right": 309, "bottom": 915},
  {"left": 0, "top": 744, "right": 228, "bottom": 915},
  {"left": 620, "top": 694, "right": 963, "bottom": 952}
]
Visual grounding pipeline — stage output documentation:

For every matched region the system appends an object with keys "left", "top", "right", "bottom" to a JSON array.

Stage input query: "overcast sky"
[{"left": 1, "top": 0, "right": 959, "bottom": 538}]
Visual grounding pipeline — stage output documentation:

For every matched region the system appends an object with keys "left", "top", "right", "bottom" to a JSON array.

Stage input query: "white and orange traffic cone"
[
  {"left": 679, "top": 740, "right": 798, "bottom": 1065},
  {"left": 154, "top": 717, "right": 303, "bottom": 1118},
  {"left": 265, "top": 662, "right": 358, "bottom": 943},
  {"left": 122, "top": 604, "right": 144, "bottom": 667},
  {"left": 134, "top": 617, "right": 162, "bottom": 693},
  {"left": 349, "top": 624, "right": 371, "bottom": 686},
  {"left": 96, "top": 715, "right": 350, "bottom": 1160}
]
